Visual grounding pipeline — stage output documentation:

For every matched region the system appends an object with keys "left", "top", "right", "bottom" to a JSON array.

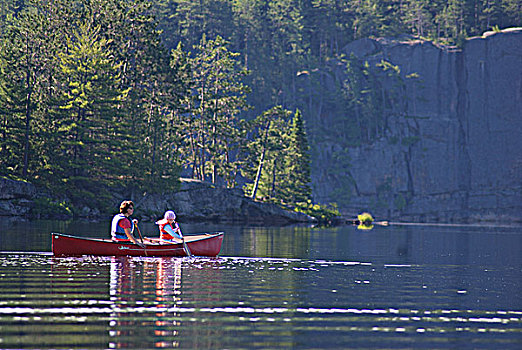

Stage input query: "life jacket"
[
  {"left": 156, "top": 218, "right": 179, "bottom": 240},
  {"left": 111, "top": 213, "right": 134, "bottom": 241}
]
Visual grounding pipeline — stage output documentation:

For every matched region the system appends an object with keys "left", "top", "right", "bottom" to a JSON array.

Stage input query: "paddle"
[
  {"left": 174, "top": 221, "right": 192, "bottom": 257},
  {"left": 179, "top": 232, "right": 192, "bottom": 257},
  {"left": 134, "top": 222, "right": 148, "bottom": 256}
]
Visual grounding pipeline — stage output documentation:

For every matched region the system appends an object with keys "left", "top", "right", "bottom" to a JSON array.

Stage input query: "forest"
[{"left": 0, "top": 0, "right": 520, "bottom": 217}]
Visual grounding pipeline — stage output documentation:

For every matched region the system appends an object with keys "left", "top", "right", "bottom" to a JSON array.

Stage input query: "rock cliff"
[
  {"left": 312, "top": 29, "right": 522, "bottom": 222},
  {"left": 0, "top": 177, "right": 314, "bottom": 225}
]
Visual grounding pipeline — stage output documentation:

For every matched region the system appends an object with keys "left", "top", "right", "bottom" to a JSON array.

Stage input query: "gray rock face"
[
  {"left": 1, "top": 177, "right": 314, "bottom": 224},
  {"left": 312, "top": 29, "right": 522, "bottom": 222},
  {"left": 133, "top": 179, "right": 314, "bottom": 224},
  {"left": 0, "top": 178, "right": 36, "bottom": 216}
]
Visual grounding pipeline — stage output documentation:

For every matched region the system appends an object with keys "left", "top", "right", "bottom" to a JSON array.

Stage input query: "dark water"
[{"left": 0, "top": 220, "right": 521, "bottom": 349}]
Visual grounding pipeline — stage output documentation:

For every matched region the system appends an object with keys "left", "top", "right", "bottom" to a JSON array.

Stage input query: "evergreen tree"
[
  {"left": 482, "top": 0, "right": 504, "bottom": 29},
  {"left": 244, "top": 107, "right": 312, "bottom": 206},
  {"left": 440, "top": 0, "right": 468, "bottom": 40},
  {"left": 90, "top": 0, "right": 184, "bottom": 193},
  {"left": 154, "top": 0, "right": 234, "bottom": 51},
  {"left": 53, "top": 21, "right": 129, "bottom": 203},
  {"left": 231, "top": 0, "right": 272, "bottom": 112},
  {"left": 281, "top": 109, "right": 312, "bottom": 204},
  {"left": 401, "top": 0, "right": 435, "bottom": 37},
  {"left": 186, "top": 34, "right": 250, "bottom": 185},
  {"left": 500, "top": 0, "right": 522, "bottom": 28},
  {"left": 266, "top": 0, "right": 305, "bottom": 107},
  {"left": 304, "top": 0, "right": 353, "bottom": 58},
  {"left": 0, "top": 1, "right": 58, "bottom": 179},
  {"left": 350, "top": 0, "right": 388, "bottom": 39},
  {"left": 0, "top": 38, "right": 25, "bottom": 176},
  {"left": 231, "top": 0, "right": 267, "bottom": 70}
]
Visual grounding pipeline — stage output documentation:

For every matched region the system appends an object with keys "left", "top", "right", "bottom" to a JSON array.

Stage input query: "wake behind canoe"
[{"left": 51, "top": 232, "right": 224, "bottom": 257}]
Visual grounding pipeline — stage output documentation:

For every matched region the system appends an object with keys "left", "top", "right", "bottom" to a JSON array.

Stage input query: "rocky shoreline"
[{"left": 0, "top": 177, "right": 315, "bottom": 225}]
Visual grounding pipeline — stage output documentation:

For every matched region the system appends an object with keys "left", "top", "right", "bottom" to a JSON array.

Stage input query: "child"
[{"left": 155, "top": 210, "right": 182, "bottom": 241}]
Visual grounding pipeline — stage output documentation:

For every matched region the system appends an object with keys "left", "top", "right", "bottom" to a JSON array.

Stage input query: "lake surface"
[{"left": 0, "top": 220, "right": 521, "bottom": 349}]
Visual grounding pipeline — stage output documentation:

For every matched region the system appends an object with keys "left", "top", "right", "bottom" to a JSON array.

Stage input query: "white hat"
[{"left": 164, "top": 210, "right": 176, "bottom": 220}]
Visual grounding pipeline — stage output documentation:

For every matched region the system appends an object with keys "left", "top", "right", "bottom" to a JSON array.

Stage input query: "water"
[{"left": 0, "top": 220, "right": 521, "bottom": 349}]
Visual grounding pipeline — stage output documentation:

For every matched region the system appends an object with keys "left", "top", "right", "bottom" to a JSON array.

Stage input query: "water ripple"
[{"left": 1, "top": 252, "right": 521, "bottom": 349}]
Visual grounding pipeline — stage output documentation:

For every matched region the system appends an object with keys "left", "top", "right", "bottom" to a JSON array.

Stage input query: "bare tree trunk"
[
  {"left": 22, "top": 48, "right": 33, "bottom": 178},
  {"left": 22, "top": 88, "right": 32, "bottom": 178},
  {"left": 149, "top": 92, "right": 156, "bottom": 182},
  {"left": 251, "top": 120, "right": 271, "bottom": 199},
  {"left": 270, "top": 157, "right": 278, "bottom": 199}
]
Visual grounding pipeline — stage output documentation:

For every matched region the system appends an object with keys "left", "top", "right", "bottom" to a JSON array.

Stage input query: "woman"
[
  {"left": 155, "top": 210, "right": 183, "bottom": 241},
  {"left": 110, "top": 200, "right": 145, "bottom": 247}
]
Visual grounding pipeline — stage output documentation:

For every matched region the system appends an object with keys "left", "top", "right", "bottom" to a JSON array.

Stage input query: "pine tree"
[
  {"left": 244, "top": 107, "right": 312, "bottom": 206},
  {"left": 266, "top": 0, "right": 305, "bottom": 107},
  {"left": 187, "top": 34, "right": 250, "bottom": 185},
  {"left": 350, "top": 0, "right": 388, "bottom": 39},
  {"left": 281, "top": 109, "right": 312, "bottom": 204},
  {"left": 401, "top": 0, "right": 435, "bottom": 37},
  {"left": 481, "top": 0, "right": 504, "bottom": 29},
  {"left": 154, "top": 0, "right": 234, "bottom": 51},
  {"left": 440, "top": 0, "right": 468, "bottom": 41},
  {"left": 0, "top": 40, "right": 25, "bottom": 176},
  {"left": 0, "top": 1, "right": 58, "bottom": 179},
  {"left": 53, "top": 20, "right": 129, "bottom": 203},
  {"left": 500, "top": 0, "right": 521, "bottom": 28},
  {"left": 89, "top": 0, "right": 184, "bottom": 194}
]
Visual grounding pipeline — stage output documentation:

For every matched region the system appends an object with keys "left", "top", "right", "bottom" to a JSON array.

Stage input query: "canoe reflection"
[{"left": 108, "top": 257, "right": 182, "bottom": 349}]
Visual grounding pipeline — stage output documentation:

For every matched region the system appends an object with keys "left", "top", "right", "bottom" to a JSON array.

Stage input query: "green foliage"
[
  {"left": 177, "top": 34, "right": 251, "bottom": 186},
  {"left": 400, "top": 0, "right": 435, "bottom": 38},
  {"left": 32, "top": 197, "right": 74, "bottom": 218},
  {"left": 281, "top": 109, "right": 312, "bottom": 204},
  {"left": 295, "top": 201, "right": 340, "bottom": 225},
  {"left": 0, "top": 0, "right": 57, "bottom": 180},
  {"left": 53, "top": 21, "right": 129, "bottom": 198},
  {"left": 242, "top": 106, "right": 317, "bottom": 219},
  {"left": 357, "top": 212, "right": 374, "bottom": 224},
  {"left": 243, "top": 106, "right": 293, "bottom": 200},
  {"left": 0, "top": 0, "right": 185, "bottom": 213}
]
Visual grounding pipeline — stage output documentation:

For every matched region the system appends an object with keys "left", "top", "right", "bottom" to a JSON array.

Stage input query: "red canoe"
[{"left": 51, "top": 232, "right": 224, "bottom": 257}]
